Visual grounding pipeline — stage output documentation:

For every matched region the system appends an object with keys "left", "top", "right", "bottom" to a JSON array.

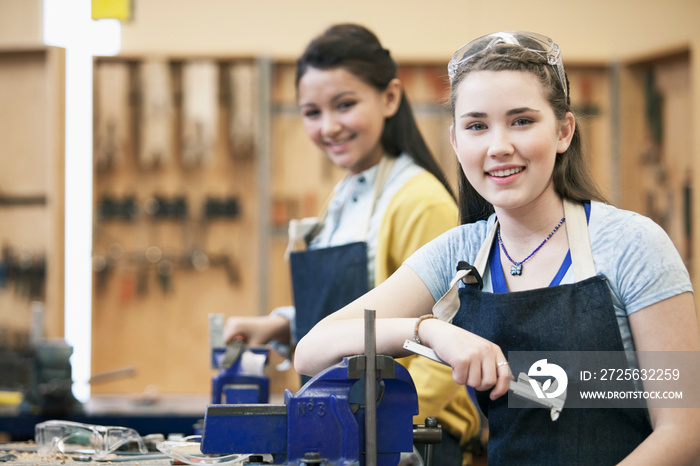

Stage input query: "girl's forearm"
[
  {"left": 294, "top": 266, "right": 438, "bottom": 375},
  {"left": 617, "top": 418, "right": 700, "bottom": 466},
  {"left": 294, "top": 317, "right": 417, "bottom": 375}
]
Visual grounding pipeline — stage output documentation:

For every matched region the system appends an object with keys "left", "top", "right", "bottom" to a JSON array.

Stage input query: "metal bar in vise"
[{"left": 364, "top": 309, "right": 377, "bottom": 466}]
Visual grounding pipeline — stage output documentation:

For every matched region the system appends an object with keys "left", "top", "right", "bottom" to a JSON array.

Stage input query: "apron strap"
[
  {"left": 285, "top": 217, "right": 321, "bottom": 260},
  {"left": 563, "top": 198, "right": 596, "bottom": 281},
  {"left": 433, "top": 224, "right": 495, "bottom": 322},
  {"left": 357, "top": 156, "right": 397, "bottom": 239},
  {"left": 433, "top": 199, "right": 596, "bottom": 322}
]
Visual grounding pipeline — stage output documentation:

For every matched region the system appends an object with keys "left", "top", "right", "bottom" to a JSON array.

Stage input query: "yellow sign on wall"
[{"left": 92, "top": 0, "right": 132, "bottom": 21}]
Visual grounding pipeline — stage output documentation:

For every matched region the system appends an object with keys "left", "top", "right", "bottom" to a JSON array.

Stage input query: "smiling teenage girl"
[{"left": 295, "top": 31, "right": 700, "bottom": 465}]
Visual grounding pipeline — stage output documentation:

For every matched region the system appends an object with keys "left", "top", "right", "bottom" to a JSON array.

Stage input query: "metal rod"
[
  {"left": 423, "top": 416, "right": 440, "bottom": 466},
  {"left": 364, "top": 309, "right": 377, "bottom": 466},
  {"left": 257, "top": 56, "right": 272, "bottom": 318},
  {"left": 88, "top": 366, "right": 136, "bottom": 384},
  {"left": 425, "top": 443, "right": 434, "bottom": 466}
]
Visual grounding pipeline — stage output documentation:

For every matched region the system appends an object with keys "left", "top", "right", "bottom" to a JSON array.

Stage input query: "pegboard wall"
[
  {"left": 90, "top": 56, "right": 620, "bottom": 396},
  {"left": 0, "top": 46, "right": 65, "bottom": 350},
  {"left": 91, "top": 56, "right": 267, "bottom": 394}
]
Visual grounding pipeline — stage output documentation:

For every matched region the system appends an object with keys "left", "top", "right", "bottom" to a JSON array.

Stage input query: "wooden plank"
[{"left": 0, "top": 46, "right": 65, "bottom": 341}]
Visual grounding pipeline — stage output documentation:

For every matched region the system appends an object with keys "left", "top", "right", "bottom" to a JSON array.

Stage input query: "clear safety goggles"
[
  {"left": 35, "top": 420, "right": 148, "bottom": 459},
  {"left": 447, "top": 31, "right": 568, "bottom": 98}
]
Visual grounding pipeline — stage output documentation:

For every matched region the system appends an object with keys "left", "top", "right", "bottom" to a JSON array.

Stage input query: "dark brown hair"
[{"left": 296, "top": 24, "right": 454, "bottom": 199}]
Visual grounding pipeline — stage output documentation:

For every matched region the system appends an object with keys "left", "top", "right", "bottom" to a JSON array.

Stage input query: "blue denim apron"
[
  {"left": 290, "top": 241, "right": 369, "bottom": 344},
  {"left": 439, "top": 200, "right": 651, "bottom": 465},
  {"left": 288, "top": 157, "right": 396, "bottom": 348}
]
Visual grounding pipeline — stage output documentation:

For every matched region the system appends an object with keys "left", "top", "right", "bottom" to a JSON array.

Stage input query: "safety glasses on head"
[{"left": 447, "top": 31, "right": 567, "bottom": 98}]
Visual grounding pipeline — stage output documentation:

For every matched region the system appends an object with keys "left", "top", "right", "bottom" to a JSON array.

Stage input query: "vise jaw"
[{"left": 201, "top": 354, "right": 418, "bottom": 465}]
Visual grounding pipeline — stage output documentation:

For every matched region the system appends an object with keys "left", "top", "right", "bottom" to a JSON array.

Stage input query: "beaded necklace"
[{"left": 497, "top": 217, "right": 566, "bottom": 276}]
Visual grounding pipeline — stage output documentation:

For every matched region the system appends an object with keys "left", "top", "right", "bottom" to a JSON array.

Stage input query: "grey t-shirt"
[{"left": 405, "top": 201, "right": 693, "bottom": 353}]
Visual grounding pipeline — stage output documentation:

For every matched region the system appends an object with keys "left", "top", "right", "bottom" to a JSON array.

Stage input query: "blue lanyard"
[{"left": 489, "top": 202, "right": 591, "bottom": 293}]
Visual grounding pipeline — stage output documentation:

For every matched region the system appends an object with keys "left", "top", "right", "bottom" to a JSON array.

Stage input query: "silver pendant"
[{"left": 510, "top": 264, "right": 522, "bottom": 275}]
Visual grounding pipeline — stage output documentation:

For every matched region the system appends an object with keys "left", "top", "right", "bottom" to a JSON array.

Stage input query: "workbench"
[
  {"left": 0, "top": 443, "right": 176, "bottom": 465},
  {"left": 0, "top": 394, "right": 210, "bottom": 442},
  {"left": 0, "top": 394, "right": 214, "bottom": 465}
]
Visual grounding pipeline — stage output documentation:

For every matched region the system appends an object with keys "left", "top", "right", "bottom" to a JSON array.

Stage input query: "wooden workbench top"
[{"left": 1, "top": 443, "right": 175, "bottom": 465}]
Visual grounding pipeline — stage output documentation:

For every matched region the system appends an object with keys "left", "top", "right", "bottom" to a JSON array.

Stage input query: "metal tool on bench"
[
  {"left": 209, "top": 313, "right": 270, "bottom": 404},
  {"left": 197, "top": 310, "right": 434, "bottom": 466}
]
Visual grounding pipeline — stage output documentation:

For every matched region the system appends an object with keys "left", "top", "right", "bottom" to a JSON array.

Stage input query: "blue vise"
[
  {"left": 208, "top": 313, "right": 270, "bottom": 405},
  {"left": 211, "top": 341, "right": 270, "bottom": 405},
  {"left": 201, "top": 354, "right": 418, "bottom": 465}
]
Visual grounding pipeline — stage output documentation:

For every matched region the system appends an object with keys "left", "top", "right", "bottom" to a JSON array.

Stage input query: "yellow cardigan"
[{"left": 374, "top": 171, "right": 481, "bottom": 447}]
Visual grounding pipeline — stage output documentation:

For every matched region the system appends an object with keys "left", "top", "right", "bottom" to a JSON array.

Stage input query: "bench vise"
[
  {"left": 209, "top": 313, "right": 270, "bottom": 405},
  {"left": 201, "top": 354, "right": 419, "bottom": 465},
  {"left": 211, "top": 342, "right": 270, "bottom": 405}
]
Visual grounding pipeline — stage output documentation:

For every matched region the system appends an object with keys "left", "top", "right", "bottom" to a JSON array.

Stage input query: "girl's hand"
[
  {"left": 223, "top": 315, "right": 291, "bottom": 345},
  {"left": 420, "top": 318, "right": 511, "bottom": 400}
]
